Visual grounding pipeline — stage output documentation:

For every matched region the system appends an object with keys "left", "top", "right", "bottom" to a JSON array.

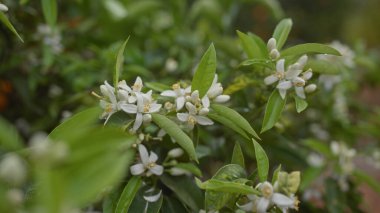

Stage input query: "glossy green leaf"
[
  {"left": 237, "top": 31, "right": 266, "bottom": 59},
  {"left": 161, "top": 196, "right": 188, "bottom": 213},
  {"left": 303, "top": 139, "right": 332, "bottom": 157},
  {"left": 145, "top": 82, "right": 171, "bottom": 92},
  {"left": 239, "top": 59, "right": 274, "bottom": 69},
  {"left": 191, "top": 43, "right": 216, "bottom": 98},
  {"left": 0, "top": 117, "right": 23, "bottom": 151},
  {"left": 353, "top": 170, "right": 380, "bottom": 194},
  {"left": 207, "top": 113, "right": 250, "bottom": 140},
  {"left": 114, "top": 37, "right": 130, "bottom": 89},
  {"left": 261, "top": 90, "right": 286, "bottom": 133},
  {"left": 272, "top": 164, "right": 282, "bottom": 185},
  {"left": 115, "top": 176, "right": 142, "bottom": 213},
  {"left": 281, "top": 43, "right": 341, "bottom": 57},
  {"left": 0, "top": 13, "right": 23, "bottom": 42},
  {"left": 174, "top": 163, "right": 203, "bottom": 177},
  {"left": 41, "top": 0, "right": 57, "bottom": 27},
  {"left": 252, "top": 139, "right": 269, "bottom": 182},
  {"left": 231, "top": 142, "right": 245, "bottom": 168},
  {"left": 211, "top": 104, "right": 260, "bottom": 140},
  {"left": 294, "top": 96, "right": 308, "bottom": 113},
  {"left": 152, "top": 114, "right": 198, "bottom": 162},
  {"left": 305, "top": 59, "right": 341, "bottom": 74},
  {"left": 272, "top": 18, "right": 292, "bottom": 50},
  {"left": 160, "top": 174, "right": 204, "bottom": 212},
  {"left": 196, "top": 178, "right": 259, "bottom": 195}
]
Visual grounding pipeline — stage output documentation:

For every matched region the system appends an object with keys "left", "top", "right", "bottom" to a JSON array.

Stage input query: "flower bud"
[
  {"left": 0, "top": 4, "right": 8, "bottom": 12},
  {"left": 168, "top": 148, "right": 184, "bottom": 158},
  {"left": 297, "top": 55, "right": 308, "bottom": 68},
  {"left": 305, "top": 84, "right": 317, "bottom": 93},
  {"left": 199, "top": 107, "right": 209, "bottom": 116},
  {"left": 169, "top": 167, "right": 190, "bottom": 176},
  {"left": 269, "top": 49, "right": 280, "bottom": 60},
  {"left": 214, "top": 95, "right": 230, "bottom": 103},
  {"left": 267, "top": 38, "right": 277, "bottom": 51},
  {"left": 0, "top": 154, "right": 27, "bottom": 186},
  {"left": 143, "top": 114, "right": 152, "bottom": 124}
]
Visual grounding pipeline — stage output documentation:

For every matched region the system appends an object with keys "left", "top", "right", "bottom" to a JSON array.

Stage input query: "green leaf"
[
  {"left": 211, "top": 104, "right": 260, "bottom": 140},
  {"left": 300, "top": 167, "right": 324, "bottom": 190},
  {"left": 252, "top": 139, "right": 269, "bottom": 182},
  {"left": 191, "top": 43, "right": 217, "bottom": 97},
  {"left": 305, "top": 59, "right": 341, "bottom": 74},
  {"left": 281, "top": 43, "right": 341, "bottom": 57},
  {"left": 196, "top": 178, "right": 259, "bottom": 195},
  {"left": 237, "top": 31, "right": 267, "bottom": 59},
  {"left": 0, "top": 117, "right": 23, "bottom": 151},
  {"left": 114, "top": 37, "right": 130, "bottom": 89},
  {"left": 160, "top": 174, "right": 204, "bottom": 212},
  {"left": 129, "top": 185, "right": 163, "bottom": 213},
  {"left": 231, "top": 142, "right": 245, "bottom": 168},
  {"left": 174, "top": 163, "right": 203, "bottom": 177},
  {"left": 303, "top": 139, "right": 332, "bottom": 157},
  {"left": 161, "top": 196, "right": 188, "bottom": 213},
  {"left": 261, "top": 90, "right": 286, "bottom": 133},
  {"left": 145, "top": 82, "right": 171, "bottom": 92},
  {"left": 41, "top": 0, "right": 57, "bottom": 28},
  {"left": 0, "top": 13, "right": 23, "bottom": 42},
  {"left": 49, "top": 107, "right": 102, "bottom": 141},
  {"left": 207, "top": 113, "right": 250, "bottom": 140},
  {"left": 353, "top": 170, "right": 380, "bottom": 194},
  {"left": 239, "top": 59, "right": 274, "bottom": 69},
  {"left": 272, "top": 164, "right": 282, "bottom": 185},
  {"left": 151, "top": 114, "right": 198, "bottom": 162},
  {"left": 272, "top": 18, "right": 292, "bottom": 50},
  {"left": 115, "top": 176, "right": 142, "bottom": 213},
  {"left": 294, "top": 96, "right": 308, "bottom": 113}
]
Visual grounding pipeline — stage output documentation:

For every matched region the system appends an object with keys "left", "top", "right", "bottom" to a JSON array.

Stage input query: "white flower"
[
  {"left": 267, "top": 38, "right": 280, "bottom": 60},
  {"left": 264, "top": 59, "right": 286, "bottom": 86},
  {"left": 121, "top": 91, "right": 161, "bottom": 132},
  {"left": 130, "top": 144, "right": 163, "bottom": 176},
  {"left": 238, "top": 182, "right": 298, "bottom": 213},
  {"left": 206, "top": 74, "right": 230, "bottom": 103},
  {"left": 186, "top": 90, "right": 210, "bottom": 109},
  {"left": 161, "top": 83, "right": 190, "bottom": 111},
  {"left": 99, "top": 81, "right": 122, "bottom": 124},
  {"left": 0, "top": 3, "right": 8, "bottom": 12},
  {"left": 177, "top": 102, "right": 213, "bottom": 129}
]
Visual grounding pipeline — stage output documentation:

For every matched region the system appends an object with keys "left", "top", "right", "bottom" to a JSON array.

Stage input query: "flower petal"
[
  {"left": 276, "top": 59, "right": 285, "bottom": 73},
  {"left": 237, "top": 201, "right": 255, "bottom": 212},
  {"left": 149, "top": 151, "right": 158, "bottom": 162},
  {"left": 138, "top": 144, "right": 150, "bottom": 165},
  {"left": 150, "top": 165, "right": 164, "bottom": 176},
  {"left": 176, "top": 97, "right": 185, "bottom": 111},
  {"left": 256, "top": 197, "right": 270, "bottom": 213},
  {"left": 130, "top": 163, "right": 145, "bottom": 176},
  {"left": 277, "top": 81, "right": 292, "bottom": 90},
  {"left": 161, "top": 90, "right": 177, "bottom": 97},
  {"left": 295, "top": 86, "right": 306, "bottom": 99},
  {"left": 120, "top": 104, "right": 138, "bottom": 114},
  {"left": 133, "top": 113, "right": 143, "bottom": 132},
  {"left": 285, "top": 69, "right": 302, "bottom": 80},
  {"left": 272, "top": 193, "right": 294, "bottom": 208},
  {"left": 177, "top": 113, "right": 189, "bottom": 122},
  {"left": 143, "top": 190, "right": 162, "bottom": 202},
  {"left": 264, "top": 75, "right": 279, "bottom": 85},
  {"left": 278, "top": 89, "right": 287, "bottom": 99},
  {"left": 149, "top": 103, "right": 162, "bottom": 113},
  {"left": 195, "top": 116, "right": 214, "bottom": 125},
  {"left": 202, "top": 96, "right": 210, "bottom": 108},
  {"left": 185, "top": 102, "right": 197, "bottom": 115}
]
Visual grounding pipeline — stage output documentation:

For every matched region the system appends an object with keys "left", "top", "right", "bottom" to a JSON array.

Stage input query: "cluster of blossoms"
[
  {"left": 238, "top": 178, "right": 300, "bottom": 213},
  {"left": 264, "top": 38, "right": 317, "bottom": 99},
  {"left": 161, "top": 74, "right": 230, "bottom": 129}
]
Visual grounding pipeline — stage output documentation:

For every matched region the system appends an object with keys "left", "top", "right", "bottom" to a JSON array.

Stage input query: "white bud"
[
  {"left": 269, "top": 49, "right": 280, "bottom": 60},
  {"left": 168, "top": 148, "right": 184, "bottom": 158},
  {"left": 0, "top": 4, "right": 8, "bottom": 12},
  {"left": 267, "top": 38, "right": 277, "bottom": 51},
  {"left": 0, "top": 154, "right": 27, "bottom": 186},
  {"left": 214, "top": 95, "right": 230, "bottom": 103},
  {"left": 169, "top": 167, "right": 189, "bottom": 176},
  {"left": 199, "top": 107, "right": 209, "bottom": 116},
  {"left": 143, "top": 114, "right": 152, "bottom": 124},
  {"left": 305, "top": 84, "right": 317, "bottom": 93}
]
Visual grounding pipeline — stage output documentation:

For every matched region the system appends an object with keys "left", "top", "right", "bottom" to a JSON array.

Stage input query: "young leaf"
[
  {"left": 41, "top": 0, "right": 57, "bottom": 28},
  {"left": 281, "top": 43, "right": 341, "bottom": 57},
  {"left": 207, "top": 113, "right": 250, "bottom": 140},
  {"left": 174, "top": 163, "right": 203, "bottom": 177},
  {"left": 272, "top": 164, "right": 282, "bottom": 185},
  {"left": 252, "top": 139, "right": 269, "bottom": 182},
  {"left": 115, "top": 176, "right": 142, "bottom": 213},
  {"left": 114, "top": 37, "right": 130, "bottom": 89},
  {"left": 0, "top": 13, "right": 23, "bottom": 42},
  {"left": 231, "top": 142, "right": 245, "bottom": 168},
  {"left": 272, "top": 18, "right": 292, "bottom": 50},
  {"left": 237, "top": 31, "right": 266, "bottom": 59},
  {"left": 261, "top": 90, "right": 286, "bottom": 133},
  {"left": 196, "top": 178, "right": 259, "bottom": 195},
  {"left": 294, "top": 96, "right": 308, "bottom": 113},
  {"left": 151, "top": 114, "right": 198, "bottom": 162},
  {"left": 211, "top": 104, "right": 260, "bottom": 140},
  {"left": 191, "top": 43, "right": 216, "bottom": 98}
]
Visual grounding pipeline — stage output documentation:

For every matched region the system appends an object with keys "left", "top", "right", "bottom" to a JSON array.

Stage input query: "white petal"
[
  {"left": 195, "top": 116, "right": 214, "bottom": 125},
  {"left": 212, "top": 74, "right": 218, "bottom": 85},
  {"left": 199, "top": 107, "right": 209, "bottom": 116},
  {"left": 130, "top": 163, "right": 145, "bottom": 176},
  {"left": 277, "top": 81, "right": 292, "bottom": 90},
  {"left": 138, "top": 144, "right": 150, "bottom": 165},
  {"left": 161, "top": 90, "right": 177, "bottom": 97},
  {"left": 150, "top": 165, "right": 163, "bottom": 176},
  {"left": 128, "top": 96, "right": 137, "bottom": 103},
  {"left": 214, "top": 95, "right": 230, "bottom": 103},
  {"left": 276, "top": 59, "right": 285, "bottom": 73},
  {"left": 133, "top": 113, "right": 143, "bottom": 132},
  {"left": 237, "top": 201, "right": 254, "bottom": 212},
  {"left": 149, "top": 103, "right": 162, "bottom": 113},
  {"left": 256, "top": 197, "right": 270, "bottom": 213},
  {"left": 264, "top": 75, "right": 279, "bottom": 85},
  {"left": 177, "top": 113, "right": 189, "bottom": 122},
  {"left": 279, "top": 89, "right": 287, "bottom": 99},
  {"left": 297, "top": 55, "right": 308, "bottom": 68},
  {"left": 118, "top": 80, "right": 131, "bottom": 91},
  {"left": 185, "top": 102, "right": 197, "bottom": 115},
  {"left": 202, "top": 96, "right": 210, "bottom": 108},
  {"left": 169, "top": 167, "right": 189, "bottom": 176},
  {"left": 120, "top": 104, "right": 137, "bottom": 114},
  {"left": 176, "top": 97, "right": 185, "bottom": 111},
  {"left": 143, "top": 190, "right": 162, "bottom": 202},
  {"left": 133, "top": 76, "right": 143, "bottom": 92},
  {"left": 302, "top": 69, "right": 313, "bottom": 80},
  {"left": 272, "top": 193, "right": 294, "bottom": 208},
  {"left": 149, "top": 151, "right": 158, "bottom": 162},
  {"left": 191, "top": 90, "right": 200, "bottom": 102},
  {"left": 295, "top": 86, "right": 306, "bottom": 99},
  {"left": 184, "top": 86, "right": 191, "bottom": 93},
  {"left": 285, "top": 69, "right": 302, "bottom": 80}
]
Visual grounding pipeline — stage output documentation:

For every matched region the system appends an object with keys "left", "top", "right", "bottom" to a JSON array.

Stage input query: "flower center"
[
  {"left": 147, "top": 162, "right": 156, "bottom": 168},
  {"left": 275, "top": 72, "right": 284, "bottom": 80},
  {"left": 105, "top": 104, "right": 113, "bottom": 113},
  {"left": 188, "top": 116, "right": 197, "bottom": 125},
  {"left": 172, "top": 83, "right": 180, "bottom": 90},
  {"left": 261, "top": 185, "right": 273, "bottom": 198},
  {"left": 133, "top": 83, "right": 142, "bottom": 91},
  {"left": 293, "top": 81, "right": 305, "bottom": 87},
  {"left": 143, "top": 104, "right": 151, "bottom": 113}
]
